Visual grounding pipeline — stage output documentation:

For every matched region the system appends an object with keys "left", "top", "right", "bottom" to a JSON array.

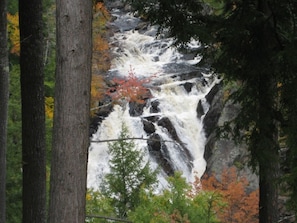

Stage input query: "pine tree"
[{"left": 101, "top": 124, "right": 157, "bottom": 218}]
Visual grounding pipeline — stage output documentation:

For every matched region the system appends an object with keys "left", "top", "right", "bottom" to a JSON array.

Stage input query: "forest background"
[
  {"left": 4, "top": 0, "right": 295, "bottom": 222},
  {"left": 5, "top": 0, "right": 111, "bottom": 221}
]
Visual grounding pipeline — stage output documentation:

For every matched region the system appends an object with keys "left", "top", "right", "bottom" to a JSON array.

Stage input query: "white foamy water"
[{"left": 87, "top": 8, "right": 216, "bottom": 190}]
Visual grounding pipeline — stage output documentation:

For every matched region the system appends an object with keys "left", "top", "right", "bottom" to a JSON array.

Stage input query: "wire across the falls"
[{"left": 90, "top": 137, "right": 187, "bottom": 145}]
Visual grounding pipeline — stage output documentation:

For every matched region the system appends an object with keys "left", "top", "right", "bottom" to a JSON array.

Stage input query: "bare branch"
[
  {"left": 278, "top": 215, "right": 296, "bottom": 223},
  {"left": 86, "top": 214, "right": 132, "bottom": 222},
  {"left": 90, "top": 137, "right": 185, "bottom": 144},
  {"left": 90, "top": 102, "right": 112, "bottom": 111}
]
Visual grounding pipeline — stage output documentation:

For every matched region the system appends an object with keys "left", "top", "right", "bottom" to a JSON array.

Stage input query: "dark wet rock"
[
  {"left": 89, "top": 116, "right": 105, "bottom": 136},
  {"left": 203, "top": 108, "right": 221, "bottom": 138},
  {"left": 142, "top": 119, "right": 156, "bottom": 134},
  {"left": 203, "top": 83, "right": 224, "bottom": 138},
  {"left": 129, "top": 101, "right": 145, "bottom": 116},
  {"left": 170, "top": 69, "right": 202, "bottom": 81},
  {"left": 196, "top": 99, "right": 204, "bottom": 119},
  {"left": 147, "top": 133, "right": 162, "bottom": 152},
  {"left": 203, "top": 132, "right": 215, "bottom": 162},
  {"left": 144, "top": 115, "right": 160, "bottom": 123},
  {"left": 150, "top": 99, "right": 160, "bottom": 113},
  {"left": 89, "top": 95, "right": 113, "bottom": 136},
  {"left": 178, "top": 70, "right": 203, "bottom": 81},
  {"left": 205, "top": 82, "right": 221, "bottom": 104},
  {"left": 158, "top": 117, "right": 179, "bottom": 141},
  {"left": 183, "top": 82, "right": 193, "bottom": 93},
  {"left": 157, "top": 117, "right": 193, "bottom": 170},
  {"left": 97, "top": 105, "right": 113, "bottom": 117},
  {"left": 147, "top": 133, "right": 175, "bottom": 176}
]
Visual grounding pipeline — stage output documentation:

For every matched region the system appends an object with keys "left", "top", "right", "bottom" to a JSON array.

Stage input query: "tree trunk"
[
  {"left": 259, "top": 161, "right": 279, "bottom": 223},
  {"left": 19, "top": 0, "right": 46, "bottom": 222},
  {"left": 257, "top": 1, "right": 280, "bottom": 222},
  {"left": 0, "top": 0, "right": 9, "bottom": 222},
  {"left": 48, "top": 0, "right": 92, "bottom": 221},
  {"left": 257, "top": 75, "right": 279, "bottom": 223}
]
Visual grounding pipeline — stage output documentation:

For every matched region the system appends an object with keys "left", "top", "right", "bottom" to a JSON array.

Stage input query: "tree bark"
[
  {"left": 257, "top": 1, "right": 280, "bottom": 222},
  {"left": 48, "top": 0, "right": 92, "bottom": 221},
  {"left": 257, "top": 74, "right": 279, "bottom": 223},
  {"left": 259, "top": 161, "right": 279, "bottom": 223},
  {"left": 19, "top": 0, "right": 46, "bottom": 222},
  {"left": 0, "top": 0, "right": 9, "bottom": 222}
]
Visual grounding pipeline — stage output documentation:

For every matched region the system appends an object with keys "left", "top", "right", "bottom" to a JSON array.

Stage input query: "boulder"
[
  {"left": 142, "top": 119, "right": 156, "bottom": 134},
  {"left": 203, "top": 82, "right": 224, "bottom": 138},
  {"left": 150, "top": 99, "right": 160, "bottom": 113},
  {"left": 129, "top": 101, "right": 145, "bottom": 116},
  {"left": 157, "top": 117, "right": 193, "bottom": 170},
  {"left": 182, "top": 82, "right": 193, "bottom": 93},
  {"left": 196, "top": 99, "right": 204, "bottom": 119},
  {"left": 147, "top": 133, "right": 175, "bottom": 176}
]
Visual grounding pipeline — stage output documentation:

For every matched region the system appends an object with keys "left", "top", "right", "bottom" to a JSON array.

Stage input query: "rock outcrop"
[
  {"left": 203, "top": 82, "right": 295, "bottom": 222},
  {"left": 203, "top": 82, "right": 259, "bottom": 192}
]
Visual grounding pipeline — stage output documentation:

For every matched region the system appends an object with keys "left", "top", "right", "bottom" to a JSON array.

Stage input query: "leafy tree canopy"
[
  {"left": 125, "top": 0, "right": 297, "bottom": 215},
  {"left": 125, "top": 0, "right": 296, "bottom": 134}
]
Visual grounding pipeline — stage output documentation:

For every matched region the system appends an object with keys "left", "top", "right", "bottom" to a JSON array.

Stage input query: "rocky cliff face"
[
  {"left": 202, "top": 82, "right": 259, "bottom": 192},
  {"left": 203, "top": 82, "right": 295, "bottom": 223}
]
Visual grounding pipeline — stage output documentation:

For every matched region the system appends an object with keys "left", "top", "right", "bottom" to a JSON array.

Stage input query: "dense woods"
[
  {"left": 2, "top": 0, "right": 297, "bottom": 222},
  {"left": 0, "top": 0, "right": 9, "bottom": 222}
]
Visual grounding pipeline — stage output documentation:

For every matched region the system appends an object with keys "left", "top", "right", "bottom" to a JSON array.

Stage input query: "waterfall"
[{"left": 87, "top": 5, "right": 217, "bottom": 190}]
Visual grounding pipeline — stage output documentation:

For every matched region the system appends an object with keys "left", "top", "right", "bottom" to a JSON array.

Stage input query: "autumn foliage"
[
  {"left": 90, "top": 2, "right": 111, "bottom": 113},
  {"left": 201, "top": 167, "right": 259, "bottom": 223},
  {"left": 45, "top": 97, "right": 54, "bottom": 119},
  {"left": 90, "top": 75, "right": 108, "bottom": 114},
  {"left": 7, "top": 12, "right": 20, "bottom": 55},
  {"left": 87, "top": 164, "right": 258, "bottom": 222},
  {"left": 107, "top": 67, "right": 153, "bottom": 104},
  {"left": 92, "top": 2, "right": 110, "bottom": 74}
]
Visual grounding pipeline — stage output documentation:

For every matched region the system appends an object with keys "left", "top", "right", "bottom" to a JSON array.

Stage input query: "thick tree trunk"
[
  {"left": 259, "top": 161, "right": 279, "bottom": 223},
  {"left": 257, "top": 75, "right": 280, "bottom": 223},
  {"left": 257, "top": 1, "right": 280, "bottom": 222},
  {"left": 19, "top": 0, "right": 46, "bottom": 222},
  {"left": 48, "top": 0, "right": 92, "bottom": 222},
  {"left": 0, "top": 0, "right": 9, "bottom": 222}
]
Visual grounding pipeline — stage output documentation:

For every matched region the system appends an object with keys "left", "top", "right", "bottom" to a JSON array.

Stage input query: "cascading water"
[{"left": 87, "top": 4, "right": 218, "bottom": 190}]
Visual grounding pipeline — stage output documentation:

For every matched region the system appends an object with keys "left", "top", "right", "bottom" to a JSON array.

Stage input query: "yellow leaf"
[{"left": 45, "top": 97, "right": 54, "bottom": 119}]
